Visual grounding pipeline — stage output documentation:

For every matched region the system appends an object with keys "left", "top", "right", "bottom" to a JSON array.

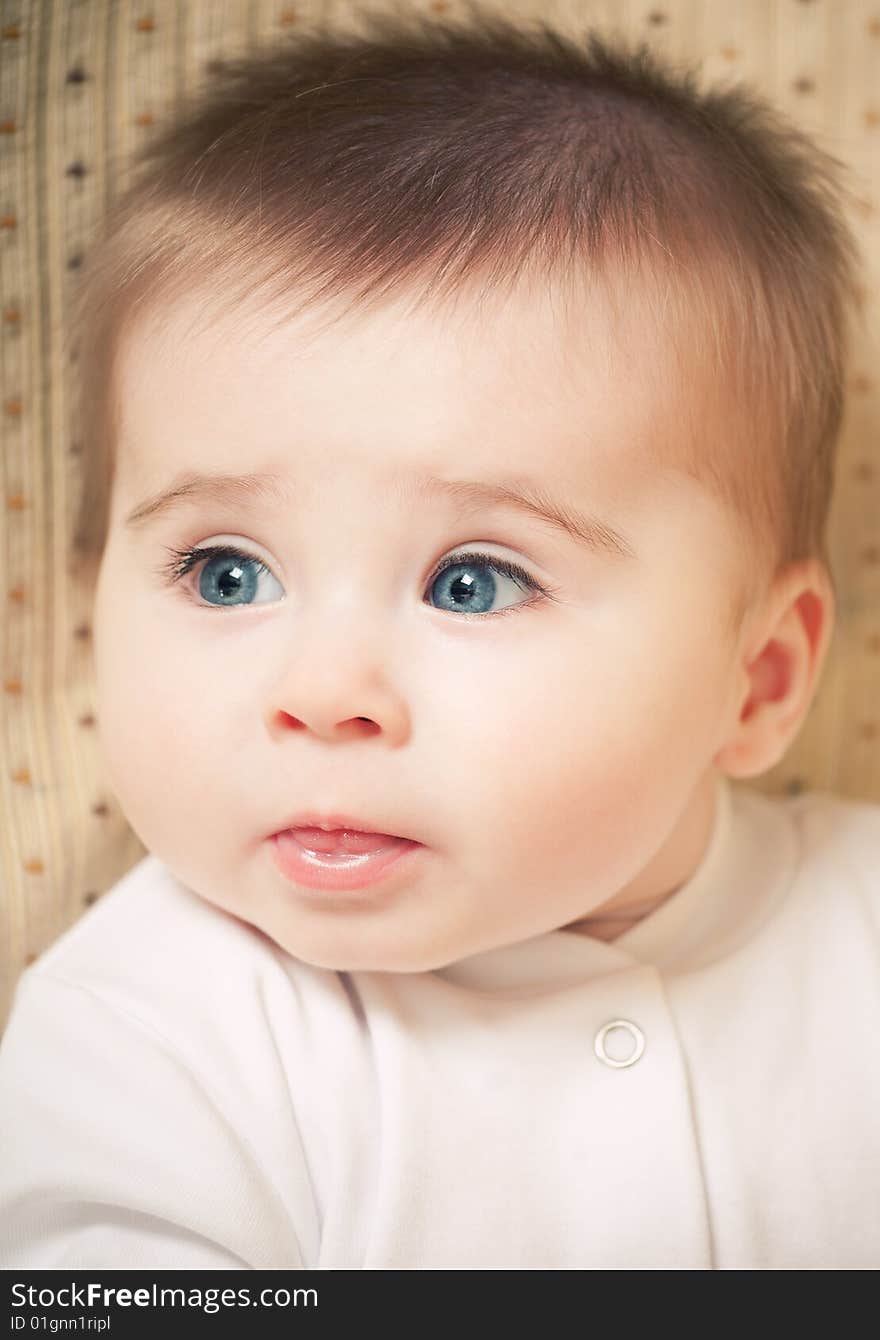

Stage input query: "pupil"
[
  {"left": 450, "top": 572, "right": 476, "bottom": 606},
  {"left": 218, "top": 563, "right": 244, "bottom": 598}
]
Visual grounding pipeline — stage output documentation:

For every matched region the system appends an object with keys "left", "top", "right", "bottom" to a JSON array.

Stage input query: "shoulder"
[
  {"left": 10, "top": 854, "right": 350, "bottom": 1054},
  {"left": 773, "top": 785, "right": 880, "bottom": 939},
  {"left": 737, "top": 780, "right": 880, "bottom": 868},
  {"left": 0, "top": 857, "right": 324, "bottom": 1269},
  {"left": 786, "top": 786, "right": 880, "bottom": 875},
  {"left": 29, "top": 852, "right": 279, "bottom": 989}
]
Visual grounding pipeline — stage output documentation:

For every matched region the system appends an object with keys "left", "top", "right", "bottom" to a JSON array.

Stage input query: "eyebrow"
[{"left": 124, "top": 468, "right": 637, "bottom": 561}]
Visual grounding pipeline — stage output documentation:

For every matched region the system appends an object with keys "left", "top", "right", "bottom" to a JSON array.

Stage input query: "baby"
[{"left": 1, "top": 6, "right": 878, "bottom": 1270}]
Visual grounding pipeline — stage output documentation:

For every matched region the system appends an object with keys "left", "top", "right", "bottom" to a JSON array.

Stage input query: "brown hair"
[{"left": 70, "top": 1, "right": 863, "bottom": 632}]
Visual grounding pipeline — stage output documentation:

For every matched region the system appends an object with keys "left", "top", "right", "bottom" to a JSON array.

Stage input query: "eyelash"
[{"left": 155, "top": 543, "right": 558, "bottom": 618}]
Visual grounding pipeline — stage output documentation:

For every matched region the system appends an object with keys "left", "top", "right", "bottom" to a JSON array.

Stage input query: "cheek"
[
  {"left": 442, "top": 609, "right": 725, "bottom": 870},
  {"left": 92, "top": 563, "right": 224, "bottom": 835}
]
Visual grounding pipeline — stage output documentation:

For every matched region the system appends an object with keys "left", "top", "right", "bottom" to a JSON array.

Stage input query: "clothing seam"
[
  {"left": 653, "top": 968, "right": 718, "bottom": 1270},
  {"left": 335, "top": 972, "right": 384, "bottom": 1267},
  {"left": 254, "top": 970, "right": 324, "bottom": 1258}
]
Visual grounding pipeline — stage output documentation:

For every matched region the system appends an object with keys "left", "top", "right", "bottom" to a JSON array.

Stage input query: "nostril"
[{"left": 278, "top": 714, "right": 306, "bottom": 729}]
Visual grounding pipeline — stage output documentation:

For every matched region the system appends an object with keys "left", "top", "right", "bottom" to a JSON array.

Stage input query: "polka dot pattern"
[{"left": 0, "top": 0, "right": 878, "bottom": 1033}]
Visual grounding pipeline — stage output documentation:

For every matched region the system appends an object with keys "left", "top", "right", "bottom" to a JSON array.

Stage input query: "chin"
[{"left": 274, "top": 932, "right": 463, "bottom": 976}]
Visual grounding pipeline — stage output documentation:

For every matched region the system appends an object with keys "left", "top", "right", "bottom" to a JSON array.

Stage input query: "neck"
[
  {"left": 564, "top": 887, "right": 680, "bottom": 941},
  {"left": 561, "top": 771, "right": 719, "bottom": 942}
]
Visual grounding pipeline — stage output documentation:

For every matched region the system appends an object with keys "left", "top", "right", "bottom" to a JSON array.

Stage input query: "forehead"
[{"left": 114, "top": 267, "right": 708, "bottom": 511}]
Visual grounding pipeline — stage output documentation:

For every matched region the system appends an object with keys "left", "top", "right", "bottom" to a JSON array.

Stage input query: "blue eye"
[
  {"left": 159, "top": 546, "right": 283, "bottom": 608},
  {"left": 425, "top": 552, "right": 550, "bottom": 617},
  {"left": 157, "top": 545, "right": 554, "bottom": 617}
]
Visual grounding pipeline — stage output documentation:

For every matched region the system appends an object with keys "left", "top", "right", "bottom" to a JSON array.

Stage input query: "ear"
[{"left": 713, "top": 559, "right": 836, "bottom": 780}]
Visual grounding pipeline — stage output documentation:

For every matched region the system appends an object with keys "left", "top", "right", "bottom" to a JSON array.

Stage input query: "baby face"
[{"left": 92, "top": 272, "right": 747, "bottom": 970}]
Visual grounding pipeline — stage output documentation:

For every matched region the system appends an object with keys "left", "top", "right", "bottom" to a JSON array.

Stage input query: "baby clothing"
[{"left": 1, "top": 773, "right": 878, "bottom": 1269}]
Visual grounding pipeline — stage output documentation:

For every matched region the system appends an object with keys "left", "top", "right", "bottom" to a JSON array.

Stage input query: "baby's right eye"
[{"left": 159, "top": 544, "right": 284, "bottom": 608}]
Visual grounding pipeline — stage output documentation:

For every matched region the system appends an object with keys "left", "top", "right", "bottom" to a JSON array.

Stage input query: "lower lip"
[{"left": 271, "top": 831, "right": 424, "bottom": 892}]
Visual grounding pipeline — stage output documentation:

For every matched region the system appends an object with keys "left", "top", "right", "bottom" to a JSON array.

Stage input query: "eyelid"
[
  {"left": 159, "top": 541, "right": 543, "bottom": 585},
  {"left": 156, "top": 541, "right": 271, "bottom": 587},
  {"left": 432, "top": 548, "right": 556, "bottom": 598}
]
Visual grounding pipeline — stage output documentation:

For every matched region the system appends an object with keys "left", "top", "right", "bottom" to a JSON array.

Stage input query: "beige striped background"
[{"left": 1, "top": 0, "right": 879, "bottom": 1029}]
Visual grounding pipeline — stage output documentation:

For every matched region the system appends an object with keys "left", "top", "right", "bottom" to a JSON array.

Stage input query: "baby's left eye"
[{"left": 425, "top": 551, "right": 548, "bottom": 617}]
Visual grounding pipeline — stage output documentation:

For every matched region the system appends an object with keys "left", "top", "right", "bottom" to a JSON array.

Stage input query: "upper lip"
[{"left": 273, "top": 812, "right": 420, "bottom": 842}]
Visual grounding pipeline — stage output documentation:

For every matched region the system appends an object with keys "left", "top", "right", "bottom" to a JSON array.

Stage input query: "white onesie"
[{"left": 1, "top": 774, "right": 878, "bottom": 1269}]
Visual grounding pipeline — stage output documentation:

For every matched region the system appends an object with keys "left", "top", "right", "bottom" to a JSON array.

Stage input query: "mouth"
[{"left": 270, "top": 817, "right": 424, "bottom": 893}]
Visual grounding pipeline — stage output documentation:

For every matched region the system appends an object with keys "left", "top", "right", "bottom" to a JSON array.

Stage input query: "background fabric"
[{"left": 1, "top": 0, "right": 878, "bottom": 1030}]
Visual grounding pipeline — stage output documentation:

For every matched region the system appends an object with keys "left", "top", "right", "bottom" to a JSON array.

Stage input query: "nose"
[{"left": 268, "top": 609, "right": 412, "bottom": 746}]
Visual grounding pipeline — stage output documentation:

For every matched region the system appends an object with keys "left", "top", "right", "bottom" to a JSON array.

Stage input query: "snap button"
[{"left": 594, "top": 1019, "right": 645, "bottom": 1069}]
